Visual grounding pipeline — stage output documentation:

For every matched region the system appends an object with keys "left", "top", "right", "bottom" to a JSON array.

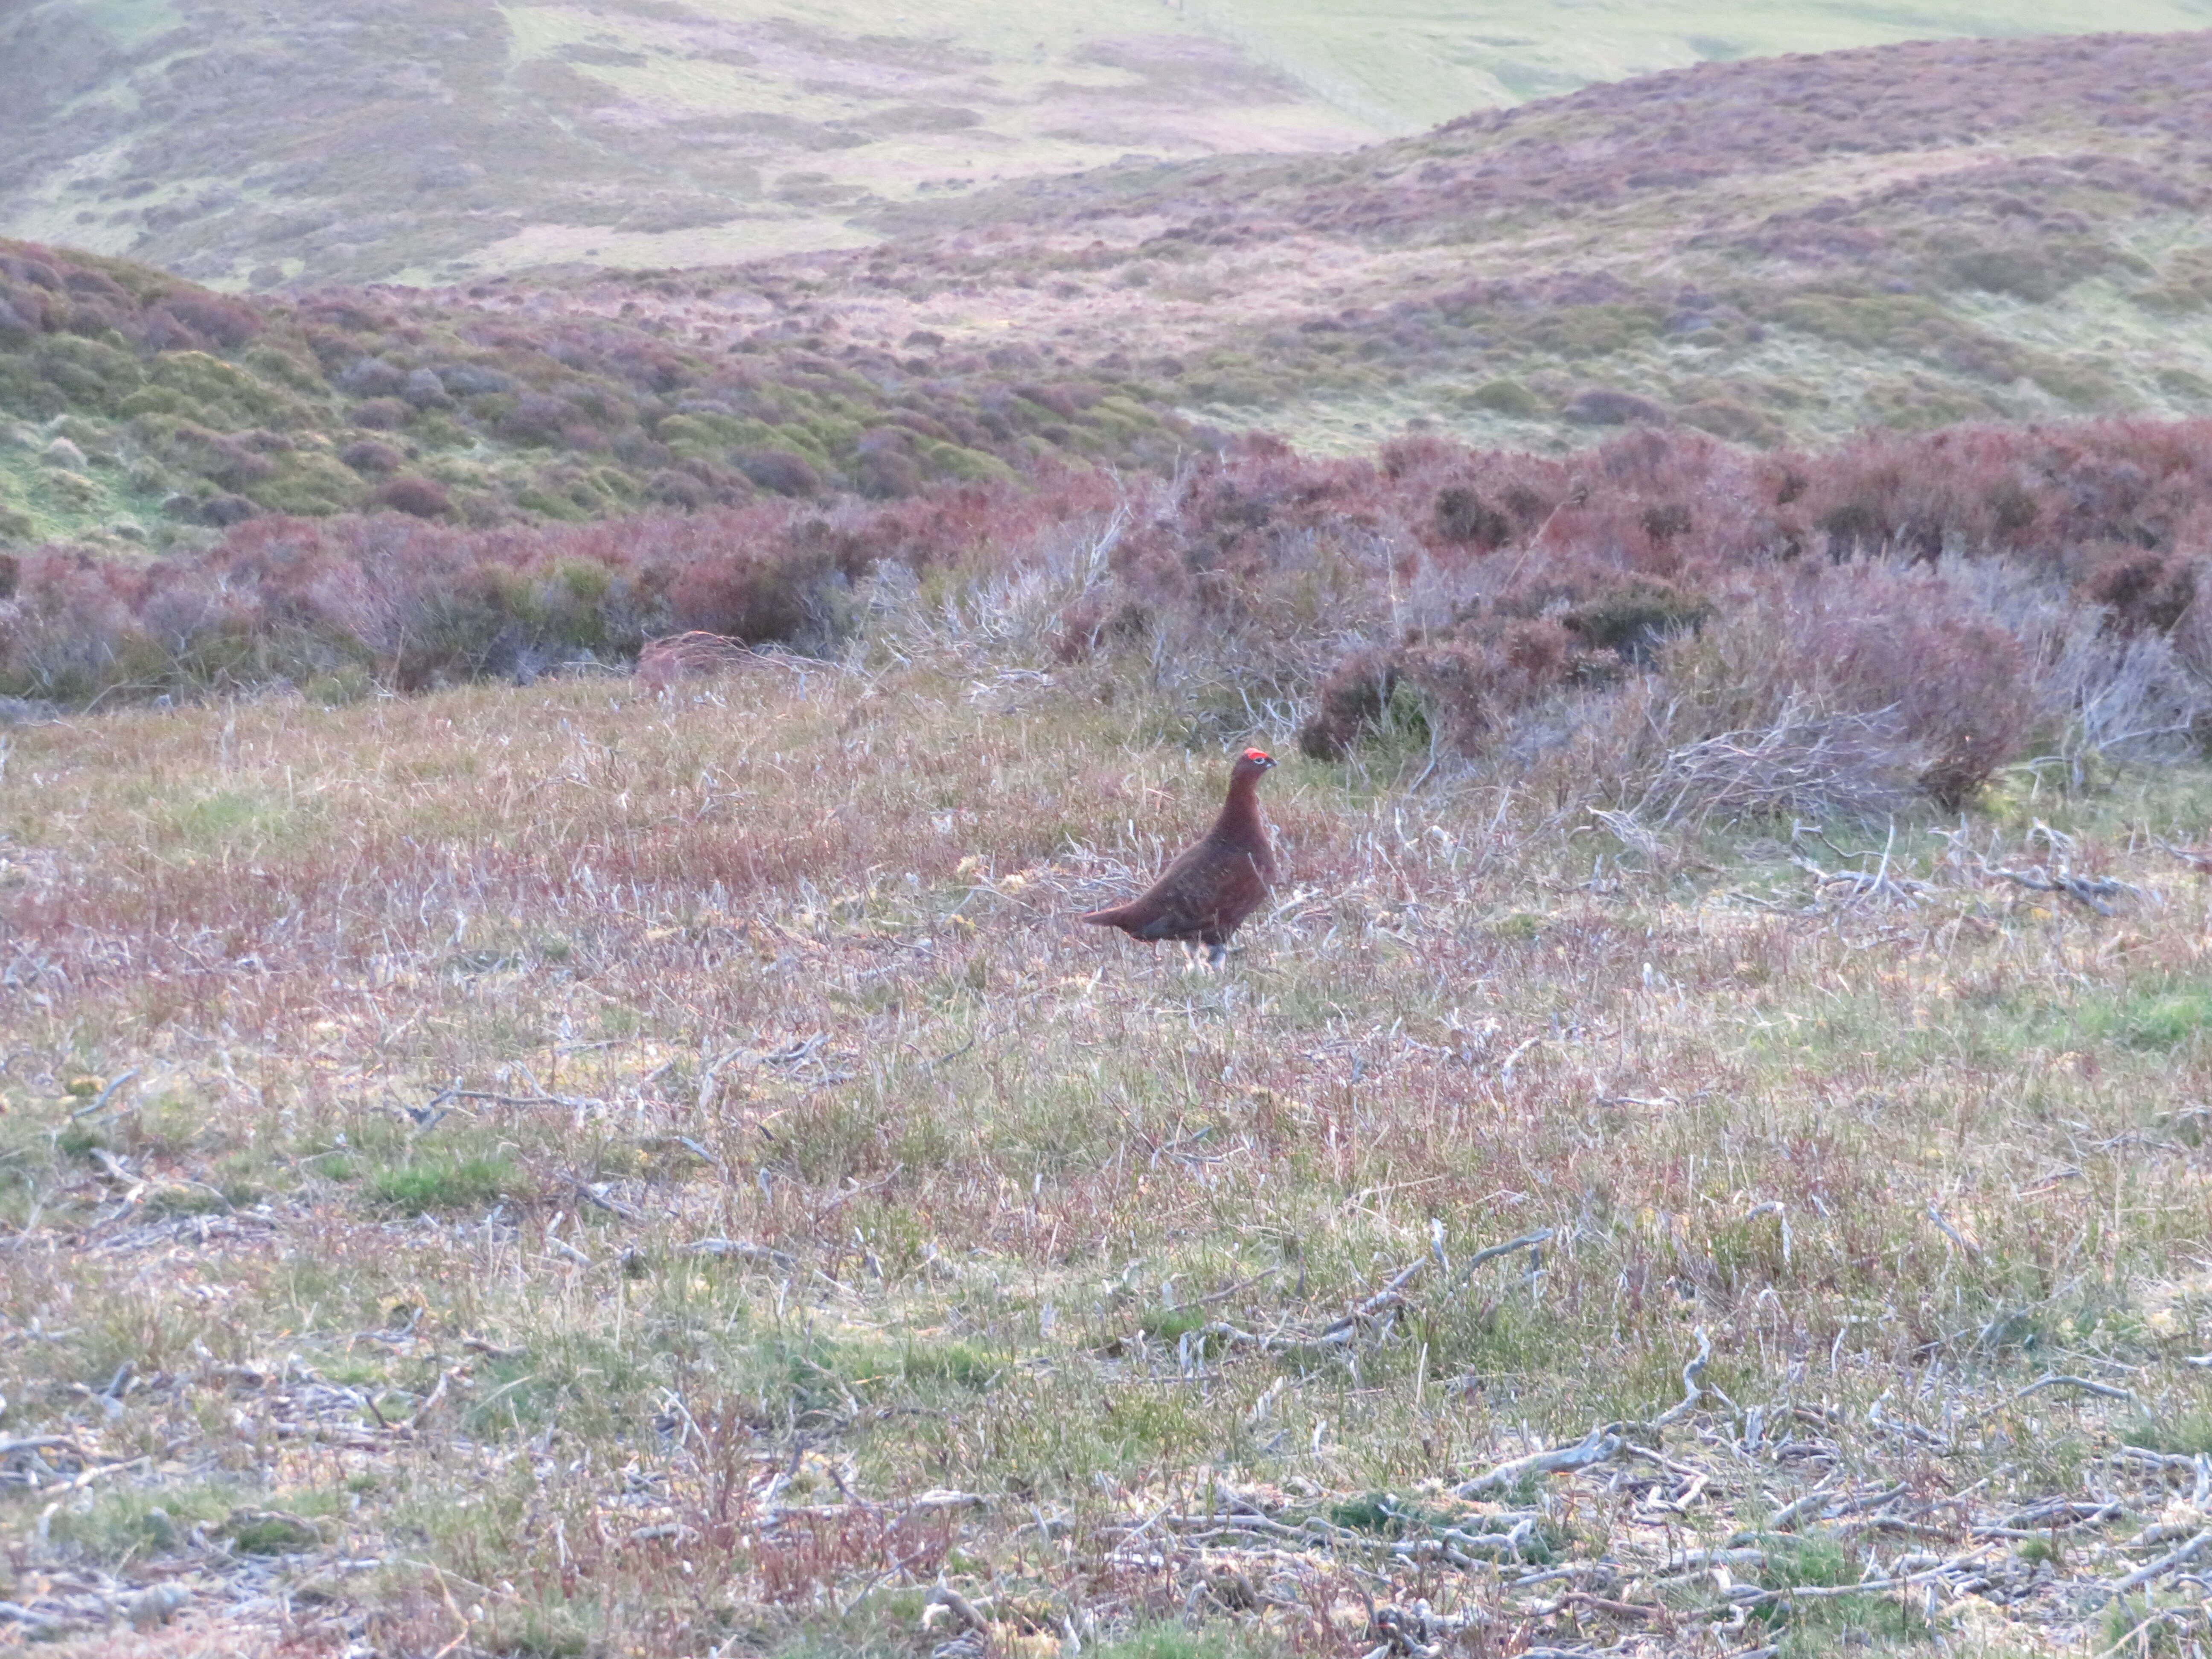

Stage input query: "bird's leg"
[
  {"left": 1204, "top": 943, "right": 1226, "bottom": 973},
  {"left": 1177, "top": 942, "right": 1199, "bottom": 974}
]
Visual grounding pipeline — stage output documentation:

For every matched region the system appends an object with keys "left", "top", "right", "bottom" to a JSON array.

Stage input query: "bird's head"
[{"left": 1232, "top": 748, "right": 1277, "bottom": 781}]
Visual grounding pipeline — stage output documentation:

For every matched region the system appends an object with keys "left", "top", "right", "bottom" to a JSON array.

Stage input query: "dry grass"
[{"left": 7, "top": 608, "right": 2212, "bottom": 1656}]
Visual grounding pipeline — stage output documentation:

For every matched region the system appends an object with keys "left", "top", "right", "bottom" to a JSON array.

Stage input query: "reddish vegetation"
[
  {"left": 1080, "top": 748, "right": 1278, "bottom": 966},
  {"left": 897, "top": 30, "right": 2212, "bottom": 251},
  {"left": 371, "top": 475, "right": 453, "bottom": 518},
  {"left": 830, "top": 30, "right": 2212, "bottom": 444},
  {"left": 11, "top": 415, "right": 2212, "bottom": 803},
  {"left": 0, "top": 471, "right": 1117, "bottom": 696},
  {"left": 634, "top": 630, "right": 763, "bottom": 691},
  {"left": 0, "top": 246, "right": 262, "bottom": 351}
]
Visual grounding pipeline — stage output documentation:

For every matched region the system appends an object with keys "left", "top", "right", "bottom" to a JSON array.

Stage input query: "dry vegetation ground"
[{"left": 9, "top": 575, "right": 2212, "bottom": 1658}]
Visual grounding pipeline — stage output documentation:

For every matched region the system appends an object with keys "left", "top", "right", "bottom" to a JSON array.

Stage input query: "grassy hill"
[
  {"left": 13, "top": 30, "right": 2212, "bottom": 550},
  {"left": 0, "top": 238, "right": 1186, "bottom": 551},
  {"left": 6, "top": 0, "right": 2211, "bottom": 292},
  {"left": 18, "top": 18, "right": 2212, "bottom": 1659},
  {"left": 803, "top": 28, "right": 2212, "bottom": 454}
]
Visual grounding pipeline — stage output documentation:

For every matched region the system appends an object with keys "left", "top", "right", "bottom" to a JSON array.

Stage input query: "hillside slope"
[
  {"left": 0, "top": 239, "right": 1183, "bottom": 550},
  {"left": 0, "top": 0, "right": 1364, "bottom": 292},
  {"left": 12, "top": 30, "right": 2212, "bottom": 550},
  {"left": 748, "top": 29, "right": 2212, "bottom": 454},
  {"left": 6, "top": 0, "right": 2211, "bottom": 291}
]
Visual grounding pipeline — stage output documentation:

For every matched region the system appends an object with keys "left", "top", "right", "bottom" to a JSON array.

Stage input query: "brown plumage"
[{"left": 1081, "top": 748, "right": 1278, "bottom": 969}]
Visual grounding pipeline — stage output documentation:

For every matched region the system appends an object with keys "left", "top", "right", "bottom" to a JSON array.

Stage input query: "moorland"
[
  {"left": 11, "top": 16, "right": 2212, "bottom": 1659},
  {"left": 12, "top": 0, "right": 2212, "bottom": 291},
  {"left": 14, "top": 30, "right": 2212, "bottom": 556}
]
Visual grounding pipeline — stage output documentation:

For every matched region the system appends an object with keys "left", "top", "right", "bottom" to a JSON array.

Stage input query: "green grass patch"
[
  {"left": 36, "top": 1483, "right": 242, "bottom": 1564},
  {"left": 367, "top": 1150, "right": 520, "bottom": 1213},
  {"left": 2121, "top": 1411, "right": 2212, "bottom": 1457}
]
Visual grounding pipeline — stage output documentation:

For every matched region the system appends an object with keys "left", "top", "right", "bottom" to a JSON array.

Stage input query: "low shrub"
[
  {"left": 1654, "top": 562, "right": 2035, "bottom": 812},
  {"left": 9, "top": 412, "right": 2212, "bottom": 824},
  {"left": 338, "top": 439, "right": 402, "bottom": 477},
  {"left": 739, "top": 448, "right": 824, "bottom": 498},
  {"left": 1298, "top": 648, "right": 1400, "bottom": 760},
  {"left": 373, "top": 477, "right": 453, "bottom": 519}
]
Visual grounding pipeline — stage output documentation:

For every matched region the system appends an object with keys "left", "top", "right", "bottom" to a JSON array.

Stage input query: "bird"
[{"left": 1080, "top": 748, "right": 1278, "bottom": 970}]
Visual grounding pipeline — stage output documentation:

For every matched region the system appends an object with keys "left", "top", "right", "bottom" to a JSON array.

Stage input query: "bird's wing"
[{"left": 1142, "top": 838, "right": 1267, "bottom": 924}]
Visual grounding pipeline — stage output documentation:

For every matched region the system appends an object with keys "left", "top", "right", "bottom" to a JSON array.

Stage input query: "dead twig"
[
  {"left": 1452, "top": 1229, "right": 1551, "bottom": 1290},
  {"left": 1653, "top": 1327, "right": 1711, "bottom": 1427},
  {"left": 923, "top": 1584, "right": 991, "bottom": 1633},
  {"left": 2110, "top": 1528, "right": 2212, "bottom": 1593},
  {"left": 1455, "top": 1422, "right": 1630, "bottom": 1499},
  {"left": 2013, "top": 1373, "right": 2138, "bottom": 1406},
  {"left": 69, "top": 1069, "right": 139, "bottom": 1120}
]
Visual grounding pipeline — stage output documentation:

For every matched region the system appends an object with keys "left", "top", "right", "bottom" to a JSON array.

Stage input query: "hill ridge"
[{"left": 10, "top": 28, "right": 2212, "bottom": 548}]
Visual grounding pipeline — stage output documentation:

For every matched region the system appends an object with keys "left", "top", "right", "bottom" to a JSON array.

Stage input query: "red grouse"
[{"left": 1081, "top": 748, "right": 1278, "bottom": 969}]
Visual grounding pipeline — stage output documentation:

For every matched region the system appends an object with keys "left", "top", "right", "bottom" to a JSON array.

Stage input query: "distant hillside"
[
  {"left": 795, "top": 28, "right": 2212, "bottom": 454},
  {"left": 0, "top": 240, "right": 1182, "bottom": 550},
  {"left": 5, "top": 0, "right": 2210, "bottom": 291},
  {"left": 12, "top": 29, "right": 2212, "bottom": 550}
]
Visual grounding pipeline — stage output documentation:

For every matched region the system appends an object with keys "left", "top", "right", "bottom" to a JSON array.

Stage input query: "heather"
[
  {"left": 0, "top": 239, "right": 1181, "bottom": 550},
  {"left": 12, "top": 0, "right": 2203, "bottom": 294},
  {"left": 819, "top": 30, "right": 2212, "bottom": 455},
  {"left": 19, "top": 32, "right": 2212, "bottom": 553},
  {"left": 14, "top": 416, "right": 2212, "bottom": 822},
  {"left": 9, "top": 576, "right": 2212, "bottom": 1653}
]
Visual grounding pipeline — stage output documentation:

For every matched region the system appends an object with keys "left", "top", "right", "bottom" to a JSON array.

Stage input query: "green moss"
[
  {"left": 1136, "top": 1304, "right": 1220, "bottom": 1351},
  {"left": 2027, "top": 355, "right": 2123, "bottom": 407},
  {"left": 1325, "top": 1491, "right": 1449, "bottom": 1536},
  {"left": 1944, "top": 242, "right": 2103, "bottom": 303},
  {"left": 368, "top": 1151, "right": 520, "bottom": 1213},
  {"left": 922, "top": 440, "right": 1017, "bottom": 483},
  {"left": 239, "top": 343, "right": 330, "bottom": 395},
  {"left": 770, "top": 422, "right": 835, "bottom": 465},
  {"left": 243, "top": 451, "right": 367, "bottom": 514},
  {"left": 0, "top": 352, "right": 63, "bottom": 419},
  {"left": 36, "top": 335, "right": 146, "bottom": 413},
  {"left": 146, "top": 351, "right": 297, "bottom": 429},
  {"left": 896, "top": 1340, "right": 998, "bottom": 1391},
  {"left": 1862, "top": 375, "right": 2002, "bottom": 429},
  {"left": 2122, "top": 1411, "right": 2212, "bottom": 1456},
  {"left": 655, "top": 411, "right": 741, "bottom": 448},
  {"left": 1763, "top": 288, "right": 2040, "bottom": 394},
  {"left": 1528, "top": 302, "right": 1664, "bottom": 358},
  {"left": 226, "top": 1511, "right": 325, "bottom": 1554},
  {"left": 2116, "top": 990, "right": 2212, "bottom": 1050},
  {"left": 513, "top": 472, "right": 610, "bottom": 520},
  {"left": 1678, "top": 397, "right": 1783, "bottom": 445},
  {"left": 44, "top": 1484, "right": 242, "bottom": 1564},
  {"left": 116, "top": 383, "right": 196, "bottom": 419},
  {"left": 1464, "top": 377, "right": 1543, "bottom": 416},
  {"left": 468, "top": 391, "right": 519, "bottom": 426}
]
